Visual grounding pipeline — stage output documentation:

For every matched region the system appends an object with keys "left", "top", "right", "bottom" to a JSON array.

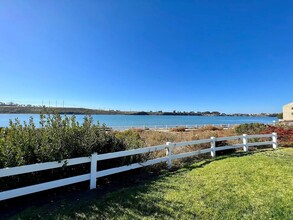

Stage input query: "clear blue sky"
[{"left": 1, "top": 0, "right": 292, "bottom": 113}]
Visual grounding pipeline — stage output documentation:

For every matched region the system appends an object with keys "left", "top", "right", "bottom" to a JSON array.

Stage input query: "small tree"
[{"left": 277, "top": 113, "right": 283, "bottom": 119}]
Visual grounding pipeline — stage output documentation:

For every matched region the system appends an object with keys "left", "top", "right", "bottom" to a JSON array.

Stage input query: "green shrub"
[
  {"left": 0, "top": 113, "right": 148, "bottom": 167},
  {"left": 277, "top": 113, "right": 283, "bottom": 119},
  {"left": 235, "top": 123, "right": 268, "bottom": 135},
  {"left": 0, "top": 113, "right": 146, "bottom": 191}
]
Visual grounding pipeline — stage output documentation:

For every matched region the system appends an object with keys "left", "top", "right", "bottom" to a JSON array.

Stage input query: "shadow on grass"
[
  {"left": 9, "top": 174, "right": 197, "bottom": 219},
  {"left": 179, "top": 147, "right": 276, "bottom": 172}
]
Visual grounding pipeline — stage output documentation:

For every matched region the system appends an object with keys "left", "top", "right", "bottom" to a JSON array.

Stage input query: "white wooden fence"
[{"left": 0, "top": 133, "right": 278, "bottom": 201}]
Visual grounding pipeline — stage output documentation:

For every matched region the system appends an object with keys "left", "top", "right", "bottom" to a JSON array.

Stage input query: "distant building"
[{"left": 283, "top": 102, "right": 293, "bottom": 121}]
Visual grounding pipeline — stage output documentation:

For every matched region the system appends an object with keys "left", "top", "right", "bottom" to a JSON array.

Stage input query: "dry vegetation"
[
  {"left": 131, "top": 126, "right": 237, "bottom": 166},
  {"left": 138, "top": 126, "right": 236, "bottom": 146}
]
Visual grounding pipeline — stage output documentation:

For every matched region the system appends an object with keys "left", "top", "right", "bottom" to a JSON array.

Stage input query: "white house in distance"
[{"left": 283, "top": 102, "right": 293, "bottom": 121}]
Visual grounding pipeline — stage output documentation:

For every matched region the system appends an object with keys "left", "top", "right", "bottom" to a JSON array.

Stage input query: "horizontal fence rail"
[
  {"left": 0, "top": 133, "right": 277, "bottom": 201},
  {"left": 0, "top": 174, "right": 91, "bottom": 201},
  {"left": 0, "top": 157, "right": 91, "bottom": 178},
  {"left": 96, "top": 144, "right": 167, "bottom": 161},
  {"left": 96, "top": 157, "right": 168, "bottom": 179}
]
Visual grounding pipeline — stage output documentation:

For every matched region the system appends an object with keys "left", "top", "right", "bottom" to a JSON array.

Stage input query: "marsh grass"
[{"left": 139, "top": 128, "right": 236, "bottom": 147}]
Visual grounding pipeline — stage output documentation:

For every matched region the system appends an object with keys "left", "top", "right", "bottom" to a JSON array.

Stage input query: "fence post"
[
  {"left": 90, "top": 152, "right": 98, "bottom": 189},
  {"left": 272, "top": 132, "right": 278, "bottom": 149},
  {"left": 243, "top": 134, "right": 248, "bottom": 152},
  {"left": 210, "top": 137, "right": 216, "bottom": 157},
  {"left": 166, "top": 142, "right": 173, "bottom": 169}
]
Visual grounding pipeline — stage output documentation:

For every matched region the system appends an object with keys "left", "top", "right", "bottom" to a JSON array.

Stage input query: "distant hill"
[
  {"left": 0, "top": 106, "right": 133, "bottom": 115},
  {"left": 0, "top": 105, "right": 278, "bottom": 117}
]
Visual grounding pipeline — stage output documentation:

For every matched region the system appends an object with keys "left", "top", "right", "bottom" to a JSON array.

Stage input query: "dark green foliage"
[
  {"left": 235, "top": 123, "right": 268, "bottom": 135},
  {"left": 277, "top": 113, "right": 283, "bottom": 119},
  {"left": 0, "top": 113, "right": 145, "bottom": 191},
  {"left": 0, "top": 113, "right": 145, "bottom": 168}
]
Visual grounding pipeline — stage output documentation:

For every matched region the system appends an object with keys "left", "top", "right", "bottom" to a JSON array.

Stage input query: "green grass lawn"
[{"left": 10, "top": 148, "right": 293, "bottom": 220}]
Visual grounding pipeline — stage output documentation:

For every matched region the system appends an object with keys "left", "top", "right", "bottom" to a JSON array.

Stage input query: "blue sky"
[{"left": 0, "top": 0, "right": 293, "bottom": 113}]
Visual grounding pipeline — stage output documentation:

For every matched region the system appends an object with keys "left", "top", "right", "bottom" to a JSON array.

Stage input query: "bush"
[
  {"left": 277, "top": 113, "right": 283, "bottom": 119},
  {"left": 170, "top": 127, "right": 186, "bottom": 132},
  {"left": 235, "top": 123, "right": 293, "bottom": 146},
  {"left": 198, "top": 125, "right": 222, "bottom": 132},
  {"left": 261, "top": 125, "right": 293, "bottom": 145},
  {"left": 0, "top": 113, "right": 146, "bottom": 191},
  {"left": 235, "top": 123, "right": 268, "bottom": 135},
  {"left": 0, "top": 113, "right": 148, "bottom": 168}
]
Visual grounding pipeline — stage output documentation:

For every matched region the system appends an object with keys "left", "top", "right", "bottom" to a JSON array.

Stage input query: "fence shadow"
[{"left": 182, "top": 147, "right": 275, "bottom": 171}]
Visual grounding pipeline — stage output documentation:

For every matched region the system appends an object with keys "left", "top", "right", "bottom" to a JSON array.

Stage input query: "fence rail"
[{"left": 0, "top": 133, "right": 278, "bottom": 201}]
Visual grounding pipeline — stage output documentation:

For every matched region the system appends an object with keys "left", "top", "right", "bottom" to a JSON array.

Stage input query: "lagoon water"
[{"left": 0, "top": 114, "right": 277, "bottom": 129}]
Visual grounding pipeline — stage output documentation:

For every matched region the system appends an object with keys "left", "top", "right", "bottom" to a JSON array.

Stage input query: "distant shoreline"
[{"left": 0, "top": 106, "right": 277, "bottom": 117}]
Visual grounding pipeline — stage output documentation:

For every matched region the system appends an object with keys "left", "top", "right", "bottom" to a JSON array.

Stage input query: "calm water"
[{"left": 0, "top": 114, "right": 277, "bottom": 129}]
